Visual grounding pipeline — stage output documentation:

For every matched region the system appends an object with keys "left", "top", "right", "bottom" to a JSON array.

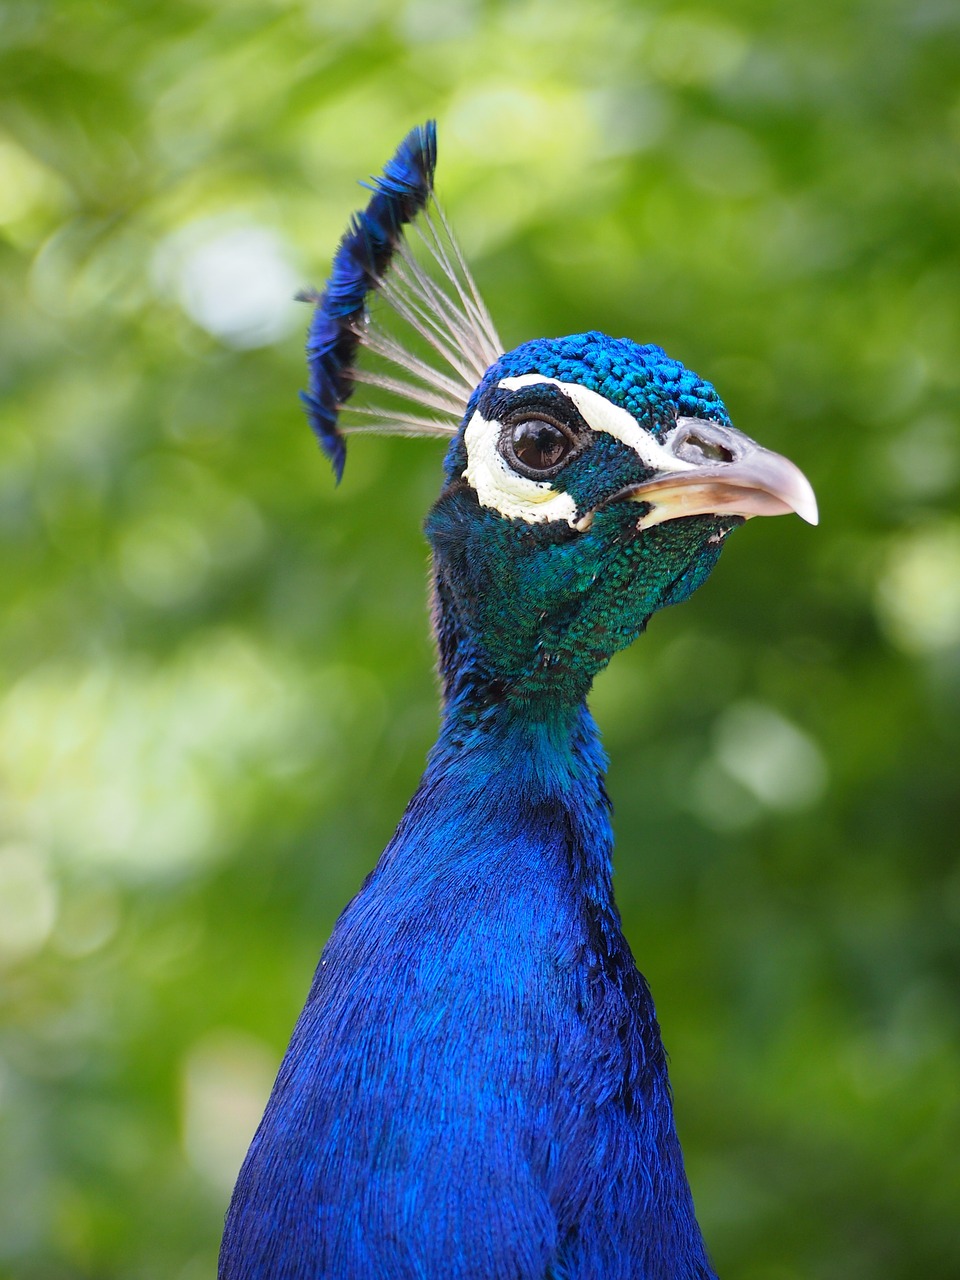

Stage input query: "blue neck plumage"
[
  {"left": 382, "top": 673, "right": 615, "bottom": 921},
  {"left": 420, "top": 563, "right": 615, "bottom": 900},
  {"left": 366, "top": 584, "right": 714, "bottom": 1279},
  {"left": 219, "top": 551, "right": 714, "bottom": 1280}
]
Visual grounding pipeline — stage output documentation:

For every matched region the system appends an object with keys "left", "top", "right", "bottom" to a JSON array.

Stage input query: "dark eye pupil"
[{"left": 511, "top": 420, "right": 571, "bottom": 472}]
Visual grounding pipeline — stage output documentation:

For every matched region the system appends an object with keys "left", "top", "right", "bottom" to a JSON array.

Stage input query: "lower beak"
[{"left": 618, "top": 418, "right": 818, "bottom": 530}]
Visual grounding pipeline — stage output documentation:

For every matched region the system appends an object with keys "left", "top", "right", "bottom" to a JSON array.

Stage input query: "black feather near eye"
[{"left": 501, "top": 418, "right": 577, "bottom": 478}]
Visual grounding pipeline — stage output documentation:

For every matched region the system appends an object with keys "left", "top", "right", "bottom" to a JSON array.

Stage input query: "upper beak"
[{"left": 616, "top": 418, "right": 818, "bottom": 530}]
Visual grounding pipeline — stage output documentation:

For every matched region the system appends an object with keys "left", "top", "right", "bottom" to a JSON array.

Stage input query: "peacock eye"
[{"left": 505, "top": 419, "right": 575, "bottom": 477}]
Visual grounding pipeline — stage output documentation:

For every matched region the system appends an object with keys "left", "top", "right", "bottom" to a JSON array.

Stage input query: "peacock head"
[
  {"left": 425, "top": 333, "right": 815, "bottom": 705},
  {"left": 301, "top": 123, "right": 816, "bottom": 710}
]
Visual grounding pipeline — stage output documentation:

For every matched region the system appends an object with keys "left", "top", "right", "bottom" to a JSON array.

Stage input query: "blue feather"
[
  {"left": 301, "top": 121, "right": 437, "bottom": 481},
  {"left": 220, "top": 699, "right": 715, "bottom": 1279}
]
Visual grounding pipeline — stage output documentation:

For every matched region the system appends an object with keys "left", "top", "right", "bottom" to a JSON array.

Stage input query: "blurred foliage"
[{"left": 1, "top": 0, "right": 959, "bottom": 1276}]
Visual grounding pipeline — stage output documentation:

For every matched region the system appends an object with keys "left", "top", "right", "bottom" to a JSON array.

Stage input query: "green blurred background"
[{"left": 2, "top": 0, "right": 959, "bottom": 1276}]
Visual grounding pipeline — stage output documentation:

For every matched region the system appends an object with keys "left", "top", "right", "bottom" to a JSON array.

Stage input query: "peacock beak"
[{"left": 618, "top": 417, "right": 818, "bottom": 530}]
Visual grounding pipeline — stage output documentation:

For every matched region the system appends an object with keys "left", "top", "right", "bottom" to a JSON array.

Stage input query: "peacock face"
[{"left": 426, "top": 333, "right": 816, "bottom": 701}]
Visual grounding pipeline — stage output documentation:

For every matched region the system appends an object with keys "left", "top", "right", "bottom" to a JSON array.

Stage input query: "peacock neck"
[
  {"left": 397, "top": 557, "right": 618, "bottom": 899},
  {"left": 400, "top": 692, "right": 611, "bottom": 872},
  {"left": 434, "top": 687, "right": 602, "bottom": 786}
]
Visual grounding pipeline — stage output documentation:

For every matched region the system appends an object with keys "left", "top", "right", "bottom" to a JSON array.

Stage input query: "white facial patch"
[
  {"left": 462, "top": 375, "right": 696, "bottom": 526},
  {"left": 463, "top": 413, "right": 579, "bottom": 525}
]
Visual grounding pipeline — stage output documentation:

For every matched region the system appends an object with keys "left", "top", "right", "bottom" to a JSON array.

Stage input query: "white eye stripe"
[
  {"left": 497, "top": 376, "right": 695, "bottom": 476},
  {"left": 462, "top": 375, "right": 694, "bottom": 527}
]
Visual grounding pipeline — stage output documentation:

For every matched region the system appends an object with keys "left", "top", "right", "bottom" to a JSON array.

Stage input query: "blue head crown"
[{"left": 485, "top": 335, "right": 729, "bottom": 430}]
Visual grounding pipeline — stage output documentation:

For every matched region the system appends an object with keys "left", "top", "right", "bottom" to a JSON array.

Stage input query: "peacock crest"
[{"left": 299, "top": 120, "right": 502, "bottom": 481}]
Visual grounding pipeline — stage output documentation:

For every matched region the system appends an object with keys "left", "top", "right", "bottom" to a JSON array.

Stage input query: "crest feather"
[{"left": 301, "top": 122, "right": 502, "bottom": 481}]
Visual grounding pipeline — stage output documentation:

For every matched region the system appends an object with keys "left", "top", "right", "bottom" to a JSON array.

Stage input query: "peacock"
[{"left": 219, "top": 121, "right": 817, "bottom": 1280}]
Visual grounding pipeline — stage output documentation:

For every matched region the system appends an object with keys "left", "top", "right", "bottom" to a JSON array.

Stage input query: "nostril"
[{"left": 678, "top": 433, "right": 735, "bottom": 465}]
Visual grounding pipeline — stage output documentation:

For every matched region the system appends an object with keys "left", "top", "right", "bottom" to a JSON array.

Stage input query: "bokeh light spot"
[
  {"left": 155, "top": 221, "right": 301, "bottom": 349},
  {"left": 712, "top": 701, "right": 828, "bottom": 812},
  {"left": 876, "top": 521, "right": 960, "bottom": 653},
  {"left": 0, "top": 844, "right": 57, "bottom": 959},
  {"left": 181, "top": 1031, "right": 278, "bottom": 1193}
]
